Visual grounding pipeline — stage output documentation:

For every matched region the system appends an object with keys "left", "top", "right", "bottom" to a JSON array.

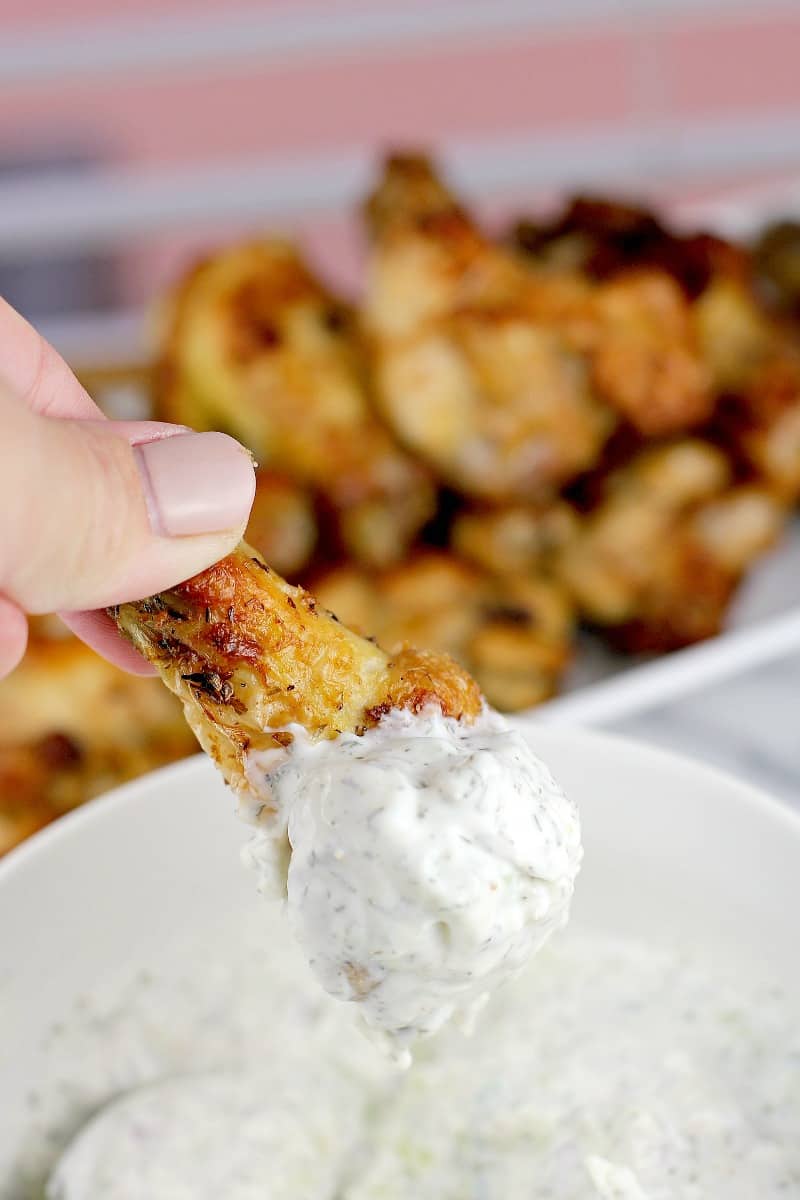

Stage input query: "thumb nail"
[{"left": 134, "top": 431, "right": 256, "bottom": 537}]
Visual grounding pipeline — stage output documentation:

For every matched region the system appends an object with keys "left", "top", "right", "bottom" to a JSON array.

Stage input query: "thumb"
[{"left": 0, "top": 398, "right": 256, "bottom": 614}]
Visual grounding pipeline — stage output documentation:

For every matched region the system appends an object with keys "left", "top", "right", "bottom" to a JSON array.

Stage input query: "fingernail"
[{"left": 134, "top": 431, "right": 256, "bottom": 537}]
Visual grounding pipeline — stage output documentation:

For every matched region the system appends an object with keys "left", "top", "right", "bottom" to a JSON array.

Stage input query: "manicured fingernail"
[{"left": 134, "top": 431, "right": 256, "bottom": 537}]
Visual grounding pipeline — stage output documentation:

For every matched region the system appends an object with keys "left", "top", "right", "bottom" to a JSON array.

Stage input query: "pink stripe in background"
[
  {"left": 666, "top": 12, "right": 800, "bottom": 117},
  {"left": 0, "top": 0, "right": 387, "bottom": 29},
  {"left": 0, "top": 30, "right": 635, "bottom": 167},
  {"left": 2, "top": 0, "right": 800, "bottom": 324}
]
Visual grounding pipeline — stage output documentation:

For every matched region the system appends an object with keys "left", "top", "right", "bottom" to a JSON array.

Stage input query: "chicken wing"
[
  {"left": 585, "top": 270, "right": 713, "bottom": 436},
  {"left": 555, "top": 440, "right": 784, "bottom": 651},
  {"left": 511, "top": 198, "right": 719, "bottom": 437},
  {"left": 514, "top": 262, "right": 713, "bottom": 438},
  {"left": 362, "top": 155, "right": 613, "bottom": 499},
  {"left": 451, "top": 501, "right": 580, "bottom": 578},
  {"left": 312, "top": 552, "right": 574, "bottom": 712},
  {"left": 156, "top": 239, "right": 434, "bottom": 567},
  {"left": 696, "top": 278, "right": 800, "bottom": 502},
  {"left": 753, "top": 219, "right": 800, "bottom": 320},
  {"left": 0, "top": 631, "right": 194, "bottom": 854},
  {"left": 513, "top": 194, "right": 748, "bottom": 298},
  {"left": 110, "top": 545, "right": 482, "bottom": 802}
]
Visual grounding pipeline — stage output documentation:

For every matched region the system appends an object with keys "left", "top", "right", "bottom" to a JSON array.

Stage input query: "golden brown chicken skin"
[
  {"left": 312, "top": 552, "right": 574, "bottom": 712},
  {"left": 515, "top": 258, "right": 714, "bottom": 438},
  {"left": 695, "top": 278, "right": 800, "bottom": 502},
  {"left": 513, "top": 194, "right": 749, "bottom": 299},
  {"left": 111, "top": 545, "right": 482, "bottom": 803},
  {"left": 585, "top": 270, "right": 713, "bottom": 436},
  {"left": 0, "top": 632, "right": 194, "bottom": 854},
  {"left": 156, "top": 239, "right": 434, "bottom": 567},
  {"left": 362, "top": 155, "right": 613, "bottom": 500},
  {"left": 451, "top": 501, "right": 580, "bottom": 578},
  {"left": 555, "top": 440, "right": 785, "bottom": 652}
]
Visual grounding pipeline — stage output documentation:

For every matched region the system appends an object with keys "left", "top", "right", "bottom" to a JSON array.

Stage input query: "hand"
[{"left": 0, "top": 298, "right": 256, "bottom": 679}]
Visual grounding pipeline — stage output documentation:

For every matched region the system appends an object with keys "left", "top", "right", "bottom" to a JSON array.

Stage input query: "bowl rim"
[{"left": 2, "top": 727, "right": 800, "bottom": 889}]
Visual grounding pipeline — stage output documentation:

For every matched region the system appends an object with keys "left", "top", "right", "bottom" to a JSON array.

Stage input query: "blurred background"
[
  {"left": 4, "top": 0, "right": 800, "bottom": 357},
  {"left": 2, "top": 0, "right": 800, "bottom": 853}
]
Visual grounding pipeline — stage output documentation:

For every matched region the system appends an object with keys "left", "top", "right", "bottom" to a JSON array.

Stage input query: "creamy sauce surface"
[
  {"left": 242, "top": 707, "right": 581, "bottom": 1058},
  {"left": 44, "top": 928, "right": 800, "bottom": 1199}
]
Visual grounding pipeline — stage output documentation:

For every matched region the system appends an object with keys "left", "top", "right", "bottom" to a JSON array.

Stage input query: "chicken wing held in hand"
[
  {"left": 111, "top": 543, "right": 481, "bottom": 803},
  {"left": 110, "top": 546, "right": 581, "bottom": 1058}
]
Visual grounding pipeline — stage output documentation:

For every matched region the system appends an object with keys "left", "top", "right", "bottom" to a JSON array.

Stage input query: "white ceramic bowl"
[{"left": 2, "top": 729, "right": 800, "bottom": 1187}]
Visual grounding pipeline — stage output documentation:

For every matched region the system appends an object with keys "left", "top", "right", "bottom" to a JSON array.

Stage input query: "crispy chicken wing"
[
  {"left": 512, "top": 199, "right": 719, "bottom": 437},
  {"left": 312, "top": 552, "right": 574, "bottom": 712},
  {"left": 0, "top": 632, "right": 194, "bottom": 854},
  {"left": 585, "top": 271, "right": 713, "bottom": 436},
  {"left": 362, "top": 155, "right": 613, "bottom": 499},
  {"left": 517, "top": 263, "right": 713, "bottom": 438},
  {"left": 451, "top": 501, "right": 580, "bottom": 578},
  {"left": 696, "top": 278, "right": 800, "bottom": 501},
  {"left": 555, "top": 440, "right": 784, "bottom": 651},
  {"left": 111, "top": 545, "right": 482, "bottom": 802},
  {"left": 753, "top": 220, "right": 800, "bottom": 319},
  {"left": 513, "top": 195, "right": 749, "bottom": 298},
  {"left": 156, "top": 239, "right": 434, "bottom": 566}
]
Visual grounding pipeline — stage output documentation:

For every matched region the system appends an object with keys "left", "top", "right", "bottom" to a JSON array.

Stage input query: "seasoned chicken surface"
[
  {"left": 513, "top": 194, "right": 749, "bottom": 298},
  {"left": 517, "top": 195, "right": 800, "bottom": 460},
  {"left": 584, "top": 270, "right": 713, "bottom": 436},
  {"left": 0, "top": 631, "right": 194, "bottom": 854},
  {"left": 517, "top": 263, "right": 713, "bottom": 438},
  {"left": 362, "top": 155, "right": 613, "bottom": 499},
  {"left": 556, "top": 440, "right": 784, "bottom": 651},
  {"left": 156, "top": 239, "right": 434, "bottom": 567},
  {"left": 696, "top": 278, "right": 800, "bottom": 502},
  {"left": 753, "top": 220, "right": 800, "bottom": 319},
  {"left": 111, "top": 545, "right": 482, "bottom": 801},
  {"left": 312, "top": 552, "right": 574, "bottom": 712},
  {"left": 451, "top": 501, "right": 580, "bottom": 578}
]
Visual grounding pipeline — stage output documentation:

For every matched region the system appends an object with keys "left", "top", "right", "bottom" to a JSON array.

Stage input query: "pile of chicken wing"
[{"left": 2, "top": 153, "right": 798, "bottom": 851}]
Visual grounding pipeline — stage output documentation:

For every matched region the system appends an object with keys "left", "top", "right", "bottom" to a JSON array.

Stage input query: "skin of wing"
[
  {"left": 362, "top": 155, "right": 613, "bottom": 499},
  {"left": 451, "top": 501, "right": 581, "bottom": 577},
  {"left": 110, "top": 545, "right": 482, "bottom": 802},
  {"left": 753, "top": 220, "right": 800, "bottom": 319},
  {"left": 555, "top": 440, "right": 785, "bottom": 651},
  {"left": 0, "top": 632, "right": 195, "bottom": 854},
  {"left": 512, "top": 194, "right": 749, "bottom": 299},
  {"left": 510, "top": 198, "right": 748, "bottom": 438},
  {"left": 516, "top": 263, "right": 714, "bottom": 438},
  {"left": 311, "top": 552, "right": 574, "bottom": 712},
  {"left": 696, "top": 278, "right": 800, "bottom": 502},
  {"left": 244, "top": 469, "right": 317, "bottom": 578},
  {"left": 586, "top": 271, "right": 713, "bottom": 436},
  {"left": 155, "top": 239, "right": 434, "bottom": 566}
]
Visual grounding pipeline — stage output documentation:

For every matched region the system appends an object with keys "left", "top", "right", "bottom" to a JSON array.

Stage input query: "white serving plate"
[{"left": 2, "top": 730, "right": 800, "bottom": 1188}]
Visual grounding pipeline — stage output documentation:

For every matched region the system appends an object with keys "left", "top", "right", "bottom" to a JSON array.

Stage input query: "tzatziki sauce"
[
  {"left": 39, "top": 920, "right": 800, "bottom": 1200},
  {"left": 240, "top": 706, "right": 582, "bottom": 1059}
]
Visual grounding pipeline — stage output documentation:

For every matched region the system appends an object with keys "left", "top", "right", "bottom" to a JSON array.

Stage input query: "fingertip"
[
  {"left": 59, "top": 610, "right": 157, "bottom": 676},
  {"left": 0, "top": 596, "right": 29, "bottom": 678}
]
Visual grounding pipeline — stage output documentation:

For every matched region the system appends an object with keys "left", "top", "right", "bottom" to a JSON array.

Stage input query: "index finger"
[{"left": 0, "top": 297, "right": 103, "bottom": 420}]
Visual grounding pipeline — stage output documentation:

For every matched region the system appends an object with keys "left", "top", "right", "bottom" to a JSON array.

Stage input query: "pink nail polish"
[{"left": 134, "top": 431, "right": 256, "bottom": 537}]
